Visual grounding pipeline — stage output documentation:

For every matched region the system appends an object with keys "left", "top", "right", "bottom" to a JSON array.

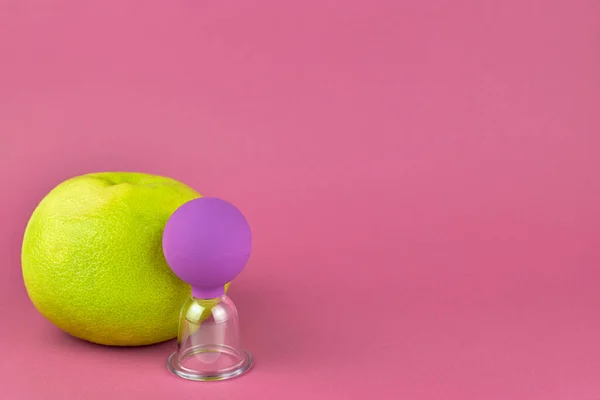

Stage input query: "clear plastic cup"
[{"left": 167, "top": 295, "right": 252, "bottom": 381}]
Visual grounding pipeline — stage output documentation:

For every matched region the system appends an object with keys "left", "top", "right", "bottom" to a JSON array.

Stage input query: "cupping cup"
[{"left": 162, "top": 197, "right": 253, "bottom": 381}]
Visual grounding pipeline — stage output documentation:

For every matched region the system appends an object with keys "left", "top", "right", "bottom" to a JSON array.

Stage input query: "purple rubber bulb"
[{"left": 162, "top": 197, "right": 252, "bottom": 299}]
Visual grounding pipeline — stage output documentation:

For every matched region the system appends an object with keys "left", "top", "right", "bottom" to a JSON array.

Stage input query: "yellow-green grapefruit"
[{"left": 21, "top": 172, "right": 224, "bottom": 346}]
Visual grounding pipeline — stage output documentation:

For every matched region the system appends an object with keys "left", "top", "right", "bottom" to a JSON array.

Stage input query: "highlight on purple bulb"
[{"left": 162, "top": 197, "right": 252, "bottom": 299}]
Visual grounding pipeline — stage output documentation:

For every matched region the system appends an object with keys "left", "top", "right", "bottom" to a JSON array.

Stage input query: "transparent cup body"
[{"left": 167, "top": 295, "right": 252, "bottom": 381}]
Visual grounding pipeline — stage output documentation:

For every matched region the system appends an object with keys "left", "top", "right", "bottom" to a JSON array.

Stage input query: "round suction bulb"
[{"left": 162, "top": 197, "right": 252, "bottom": 299}]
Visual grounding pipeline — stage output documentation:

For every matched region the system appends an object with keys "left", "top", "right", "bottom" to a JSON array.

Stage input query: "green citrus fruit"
[{"left": 21, "top": 172, "right": 225, "bottom": 346}]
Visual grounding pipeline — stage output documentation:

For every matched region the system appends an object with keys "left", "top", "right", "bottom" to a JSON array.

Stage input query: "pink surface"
[{"left": 1, "top": 1, "right": 599, "bottom": 399}]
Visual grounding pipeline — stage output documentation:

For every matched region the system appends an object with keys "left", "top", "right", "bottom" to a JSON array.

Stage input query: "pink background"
[{"left": 1, "top": 1, "right": 599, "bottom": 399}]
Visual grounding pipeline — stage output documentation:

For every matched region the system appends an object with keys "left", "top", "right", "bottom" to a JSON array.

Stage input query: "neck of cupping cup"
[{"left": 192, "top": 285, "right": 226, "bottom": 299}]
